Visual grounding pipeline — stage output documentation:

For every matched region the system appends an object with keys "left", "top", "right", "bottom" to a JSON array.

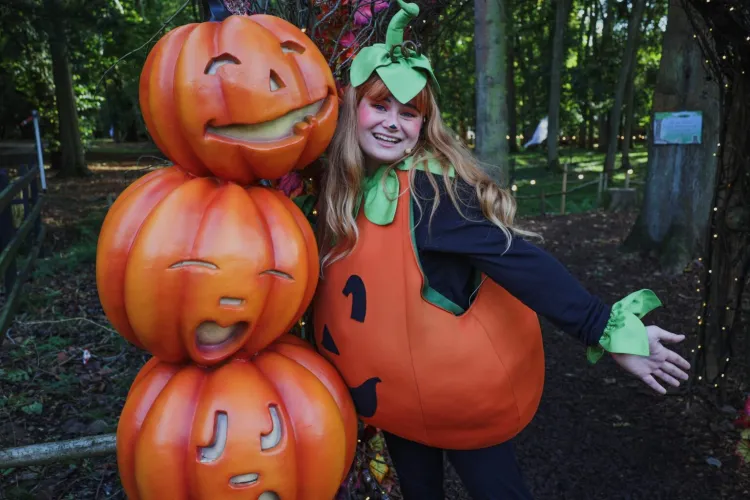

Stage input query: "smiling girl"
[{"left": 311, "top": 1, "right": 691, "bottom": 498}]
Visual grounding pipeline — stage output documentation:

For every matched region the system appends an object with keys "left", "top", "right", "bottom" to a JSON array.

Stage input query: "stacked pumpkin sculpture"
[{"left": 95, "top": 4, "right": 357, "bottom": 499}]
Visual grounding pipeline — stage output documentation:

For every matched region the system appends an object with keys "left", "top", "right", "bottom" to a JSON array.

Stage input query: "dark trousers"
[{"left": 383, "top": 431, "right": 534, "bottom": 500}]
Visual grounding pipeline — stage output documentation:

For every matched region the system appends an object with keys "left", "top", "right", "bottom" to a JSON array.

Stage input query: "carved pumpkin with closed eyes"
[
  {"left": 96, "top": 167, "right": 318, "bottom": 365},
  {"left": 140, "top": 11, "right": 338, "bottom": 185},
  {"left": 117, "top": 335, "right": 358, "bottom": 499}
]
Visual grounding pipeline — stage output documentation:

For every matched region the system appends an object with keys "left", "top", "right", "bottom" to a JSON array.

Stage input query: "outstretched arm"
[{"left": 412, "top": 174, "right": 691, "bottom": 395}]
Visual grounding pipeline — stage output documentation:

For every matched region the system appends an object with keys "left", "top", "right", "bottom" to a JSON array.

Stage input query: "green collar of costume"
[
  {"left": 349, "top": 0, "right": 440, "bottom": 104},
  {"left": 358, "top": 154, "right": 454, "bottom": 225}
]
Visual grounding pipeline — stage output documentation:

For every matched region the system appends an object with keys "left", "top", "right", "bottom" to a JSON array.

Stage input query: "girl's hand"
[{"left": 610, "top": 326, "right": 691, "bottom": 394}]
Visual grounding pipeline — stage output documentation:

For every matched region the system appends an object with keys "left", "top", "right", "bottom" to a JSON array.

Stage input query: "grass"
[
  {"left": 507, "top": 145, "right": 648, "bottom": 217},
  {"left": 83, "top": 139, "right": 649, "bottom": 218}
]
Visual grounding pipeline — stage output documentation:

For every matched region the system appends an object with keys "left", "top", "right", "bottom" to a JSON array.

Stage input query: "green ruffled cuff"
[{"left": 586, "top": 289, "right": 662, "bottom": 364}]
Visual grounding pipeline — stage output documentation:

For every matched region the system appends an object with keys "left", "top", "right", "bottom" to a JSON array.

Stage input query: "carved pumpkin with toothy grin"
[{"left": 139, "top": 13, "right": 338, "bottom": 185}]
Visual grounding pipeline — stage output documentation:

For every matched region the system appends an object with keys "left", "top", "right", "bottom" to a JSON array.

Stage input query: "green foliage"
[
  {"left": 0, "top": 0, "right": 195, "bottom": 147},
  {"left": 0, "top": 0, "right": 667, "bottom": 156},
  {"left": 21, "top": 401, "right": 44, "bottom": 415},
  {"left": 4, "top": 368, "right": 30, "bottom": 383}
]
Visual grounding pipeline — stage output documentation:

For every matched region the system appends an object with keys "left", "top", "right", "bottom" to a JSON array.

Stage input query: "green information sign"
[{"left": 653, "top": 111, "right": 703, "bottom": 144}]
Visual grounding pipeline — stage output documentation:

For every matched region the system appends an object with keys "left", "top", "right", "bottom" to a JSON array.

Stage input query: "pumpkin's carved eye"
[
  {"left": 269, "top": 70, "right": 285, "bottom": 92},
  {"left": 260, "top": 269, "right": 293, "bottom": 280},
  {"left": 260, "top": 405, "right": 282, "bottom": 450},
  {"left": 197, "top": 407, "right": 282, "bottom": 488},
  {"left": 199, "top": 411, "right": 228, "bottom": 463},
  {"left": 281, "top": 41, "right": 306, "bottom": 54},
  {"left": 204, "top": 53, "right": 240, "bottom": 75}
]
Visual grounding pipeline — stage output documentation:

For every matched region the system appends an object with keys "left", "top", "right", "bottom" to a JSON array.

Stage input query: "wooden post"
[
  {"left": 560, "top": 163, "right": 568, "bottom": 215},
  {"left": 0, "top": 170, "right": 17, "bottom": 294},
  {"left": 625, "top": 168, "right": 631, "bottom": 188},
  {"left": 19, "top": 165, "right": 32, "bottom": 250},
  {"left": 596, "top": 172, "right": 604, "bottom": 206},
  {"left": 30, "top": 168, "right": 42, "bottom": 257}
]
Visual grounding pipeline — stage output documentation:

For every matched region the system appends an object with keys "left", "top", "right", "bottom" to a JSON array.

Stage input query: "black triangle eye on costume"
[{"left": 321, "top": 325, "right": 339, "bottom": 355}]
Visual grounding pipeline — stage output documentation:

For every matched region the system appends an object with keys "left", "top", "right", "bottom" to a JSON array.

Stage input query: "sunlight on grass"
[{"left": 510, "top": 145, "right": 647, "bottom": 217}]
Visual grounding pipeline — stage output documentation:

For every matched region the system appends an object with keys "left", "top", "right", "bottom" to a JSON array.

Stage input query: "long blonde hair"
[{"left": 318, "top": 75, "right": 538, "bottom": 269}]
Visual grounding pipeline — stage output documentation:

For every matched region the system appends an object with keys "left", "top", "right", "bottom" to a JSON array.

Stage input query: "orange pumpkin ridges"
[
  {"left": 140, "top": 14, "right": 338, "bottom": 184},
  {"left": 96, "top": 166, "right": 318, "bottom": 366},
  {"left": 116, "top": 336, "right": 357, "bottom": 500}
]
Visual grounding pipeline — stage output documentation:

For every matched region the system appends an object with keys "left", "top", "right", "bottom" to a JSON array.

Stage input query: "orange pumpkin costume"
[{"left": 314, "top": 169, "right": 545, "bottom": 450}]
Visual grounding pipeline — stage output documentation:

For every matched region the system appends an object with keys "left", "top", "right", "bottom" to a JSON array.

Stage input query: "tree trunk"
[
  {"left": 45, "top": 0, "right": 89, "bottom": 177},
  {"left": 582, "top": 0, "right": 600, "bottom": 150},
  {"left": 507, "top": 33, "right": 518, "bottom": 154},
  {"left": 603, "top": 0, "right": 647, "bottom": 178},
  {"left": 474, "top": 0, "right": 509, "bottom": 181},
  {"left": 546, "top": 0, "right": 569, "bottom": 171},
  {"left": 595, "top": 0, "right": 616, "bottom": 153},
  {"left": 520, "top": 34, "right": 534, "bottom": 141},
  {"left": 622, "top": 0, "right": 720, "bottom": 275},
  {"left": 697, "top": 73, "right": 750, "bottom": 384},
  {"left": 621, "top": 53, "right": 638, "bottom": 169}
]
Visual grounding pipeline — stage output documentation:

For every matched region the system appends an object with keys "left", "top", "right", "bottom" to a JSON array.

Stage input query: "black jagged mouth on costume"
[{"left": 348, "top": 377, "right": 382, "bottom": 418}]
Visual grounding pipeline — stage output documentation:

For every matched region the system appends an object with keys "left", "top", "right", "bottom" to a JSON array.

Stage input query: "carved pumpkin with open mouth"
[
  {"left": 96, "top": 167, "right": 318, "bottom": 365},
  {"left": 117, "top": 335, "right": 358, "bottom": 499},
  {"left": 140, "top": 12, "right": 338, "bottom": 184}
]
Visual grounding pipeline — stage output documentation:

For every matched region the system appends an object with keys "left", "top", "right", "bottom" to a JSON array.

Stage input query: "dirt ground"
[{"left": 0, "top": 163, "right": 749, "bottom": 499}]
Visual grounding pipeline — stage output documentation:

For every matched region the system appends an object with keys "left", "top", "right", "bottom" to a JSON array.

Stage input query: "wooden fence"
[
  {"left": 513, "top": 164, "right": 641, "bottom": 216},
  {"left": 0, "top": 164, "right": 46, "bottom": 342}
]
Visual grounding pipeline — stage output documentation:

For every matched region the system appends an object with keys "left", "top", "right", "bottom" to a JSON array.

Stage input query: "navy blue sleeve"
[{"left": 411, "top": 173, "right": 610, "bottom": 346}]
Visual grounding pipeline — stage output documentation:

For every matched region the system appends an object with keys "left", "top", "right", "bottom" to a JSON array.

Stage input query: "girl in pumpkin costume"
[{"left": 312, "top": 1, "right": 691, "bottom": 498}]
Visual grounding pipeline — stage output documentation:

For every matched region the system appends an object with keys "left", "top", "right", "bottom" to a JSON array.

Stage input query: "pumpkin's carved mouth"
[
  {"left": 196, "top": 321, "right": 248, "bottom": 347},
  {"left": 206, "top": 97, "right": 327, "bottom": 143}
]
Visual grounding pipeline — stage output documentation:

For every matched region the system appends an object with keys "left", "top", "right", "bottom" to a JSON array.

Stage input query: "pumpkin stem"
[
  {"left": 385, "top": 0, "right": 420, "bottom": 50},
  {"left": 202, "top": 0, "right": 232, "bottom": 22}
]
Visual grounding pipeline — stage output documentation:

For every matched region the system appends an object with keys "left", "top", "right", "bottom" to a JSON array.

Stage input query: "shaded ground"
[{"left": 0, "top": 162, "right": 749, "bottom": 499}]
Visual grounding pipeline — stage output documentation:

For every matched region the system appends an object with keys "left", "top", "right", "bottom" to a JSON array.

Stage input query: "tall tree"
[
  {"left": 45, "top": 0, "right": 89, "bottom": 177},
  {"left": 596, "top": 0, "right": 617, "bottom": 152},
  {"left": 679, "top": 0, "right": 750, "bottom": 391},
  {"left": 546, "top": 0, "right": 569, "bottom": 171},
  {"left": 507, "top": 23, "right": 518, "bottom": 154},
  {"left": 474, "top": 0, "right": 509, "bottom": 181},
  {"left": 622, "top": 0, "right": 719, "bottom": 273},
  {"left": 603, "top": 0, "right": 647, "bottom": 178}
]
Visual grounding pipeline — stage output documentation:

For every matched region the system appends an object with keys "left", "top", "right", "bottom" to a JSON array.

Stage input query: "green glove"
[
  {"left": 349, "top": 0, "right": 440, "bottom": 104},
  {"left": 587, "top": 289, "right": 661, "bottom": 364}
]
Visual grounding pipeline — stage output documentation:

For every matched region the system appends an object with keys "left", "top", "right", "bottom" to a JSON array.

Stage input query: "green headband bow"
[{"left": 349, "top": 0, "right": 440, "bottom": 104}]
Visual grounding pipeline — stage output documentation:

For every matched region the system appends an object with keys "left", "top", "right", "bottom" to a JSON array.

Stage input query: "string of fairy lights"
[{"left": 682, "top": 0, "right": 750, "bottom": 392}]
